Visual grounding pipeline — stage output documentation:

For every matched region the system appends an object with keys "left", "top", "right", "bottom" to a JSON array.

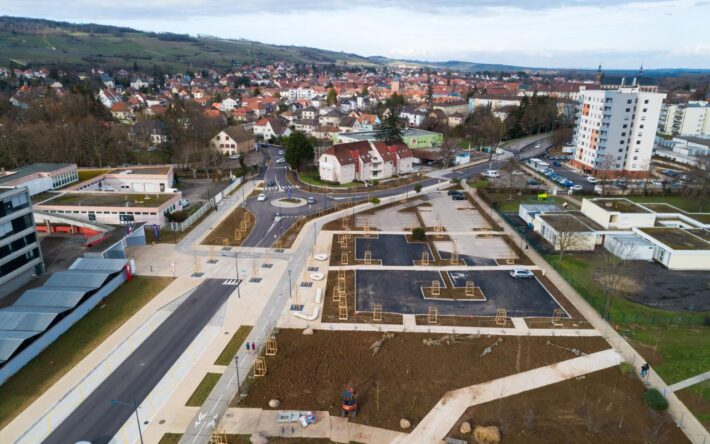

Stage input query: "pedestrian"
[
  {"left": 245, "top": 342, "right": 250, "bottom": 352},
  {"left": 252, "top": 341, "right": 256, "bottom": 353},
  {"left": 641, "top": 362, "right": 650, "bottom": 378}
]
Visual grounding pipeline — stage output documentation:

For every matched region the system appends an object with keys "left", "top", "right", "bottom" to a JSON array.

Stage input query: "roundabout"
[{"left": 270, "top": 197, "right": 307, "bottom": 208}]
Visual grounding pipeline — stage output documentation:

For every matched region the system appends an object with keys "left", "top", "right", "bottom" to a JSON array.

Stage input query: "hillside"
[{"left": 0, "top": 16, "right": 380, "bottom": 71}]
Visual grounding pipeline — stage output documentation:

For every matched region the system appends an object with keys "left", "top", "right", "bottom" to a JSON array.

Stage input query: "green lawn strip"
[
  {"left": 0, "top": 276, "right": 173, "bottom": 429},
  {"left": 77, "top": 168, "right": 111, "bottom": 181},
  {"left": 158, "top": 433, "right": 183, "bottom": 444},
  {"left": 215, "top": 325, "right": 253, "bottom": 365},
  {"left": 298, "top": 170, "right": 359, "bottom": 189},
  {"left": 624, "top": 195, "right": 706, "bottom": 213},
  {"left": 186, "top": 373, "right": 222, "bottom": 407}
]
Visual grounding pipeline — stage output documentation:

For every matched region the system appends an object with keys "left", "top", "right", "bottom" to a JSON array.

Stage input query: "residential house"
[
  {"left": 318, "top": 140, "right": 414, "bottom": 184},
  {"left": 253, "top": 117, "right": 292, "bottom": 140},
  {"left": 210, "top": 126, "right": 256, "bottom": 156},
  {"left": 111, "top": 102, "right": 134, "bottom": 122},
  {"left": 448, "top": 112, "right": 466, "bottom": 127}
]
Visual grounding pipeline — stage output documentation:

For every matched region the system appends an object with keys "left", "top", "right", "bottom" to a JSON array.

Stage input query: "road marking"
[{"left": 209, "top": 394, "right": 223, "bottom": 414}]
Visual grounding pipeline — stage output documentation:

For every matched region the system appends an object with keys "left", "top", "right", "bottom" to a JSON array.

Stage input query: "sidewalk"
[
  {"left": 395, "top": 349, "right": 622, "bottom": 444},
  {"left": 463, "top": 183, "right": 710, "bottom": 444},
  {"left": 669, "top": 370, "right": 710, "bottom": 392}
]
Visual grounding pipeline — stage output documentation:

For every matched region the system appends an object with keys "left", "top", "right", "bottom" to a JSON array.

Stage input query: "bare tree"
[
  {"left": 596, "top": 239, "right": 633, "bottom": 319},
  {"left": 552, "top": 214, "right": 588, "bottom": 263},
  {"left": 687, "top": 154, "right": 710, "bottom": 212},
  {"left": 597, "top": 153, "right": 616, "bottom": 196},
  {"left": 501, "top": 157, "right": 522, "bottom": 201}
]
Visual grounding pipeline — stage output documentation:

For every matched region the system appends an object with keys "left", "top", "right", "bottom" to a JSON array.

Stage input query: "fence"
[{"left": 170, "top": 177, "right": 244, "bottom": 232}]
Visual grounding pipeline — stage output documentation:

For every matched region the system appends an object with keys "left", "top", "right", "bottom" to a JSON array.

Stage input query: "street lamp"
[
  {"left": 111, "top": 398, "right": 144, "bottom": 444},
  {"left": 234, "top": 252, "right": 241, "bottom": 298}
]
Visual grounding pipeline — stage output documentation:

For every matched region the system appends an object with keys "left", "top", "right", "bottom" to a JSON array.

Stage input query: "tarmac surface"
[
  {"left": 355, "top": 269, "right": 564, "bottom": 317},
  {"left": 44, "top": 279, "right": 234, "bottom": 444},
  {"left": 355, "top": 234, "right": 432, "bottom": 265}
]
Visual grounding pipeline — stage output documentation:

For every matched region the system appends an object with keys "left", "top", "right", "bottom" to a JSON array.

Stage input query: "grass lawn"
[
  {"left": 625, "top": 195, "right": 707, "bottom": 213},
  {"left": 545, "top": 253, "right": 710, "bottom": 385},
  {"left": 215, "top": 325, "right": 253, "bottom": 365},
  {"left": 468, "top": 178, "right": 490, "bottom": 189},
  {"left": 486, "top": 192, "right": 576, "bottom": 213},
  {"left": 0, "top": 276, "right": 173, "bottom": 429},
  {"left": 159, "top": 433, "right": 183, "bottom": 444},
  {"left": 186, "top": 373, "right": 222, "bottom": 407},
  {"left": 77, "top": 168, "right": 111, "bottom": 181},
  {"left": 200, "top": 207, "right": 254, "bottom": 247},
  {"left": 298, "top": 170, "right": 359, "bottom": 189},
  {"left": 679, "top": 380, "right": 710, "bottom": 428}
]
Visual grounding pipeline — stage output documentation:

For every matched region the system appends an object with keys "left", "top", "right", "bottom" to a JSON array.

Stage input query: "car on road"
[
  {"left": 527, "top": 179, "right": 541, "bottom": 185},
  {"left": 257, "top": 193, "right": 267, "bottom": 201},
  {"left": 586, "top": 176, "right": 598, "bottom": 183},
  {"left": 510, "top": 268, "right": 534, "bottom": 279},
  {"left": 512, "top": 169, "right": 524, "bottom": 175},
  {"left": 571, "top": 184, "right": 583, "bottom": 191},
  {"left": 482, "top": 169, "right": 500, "bottom": 178},
  {"left": 278, "top": 150, "right": 284, "bottom": 155},
  {"left": 553, "top": 161, "right": 562, "bottom": 167},
  {"left": 266, "top": 180, "right": 276, "bottom": 187},
  {"left": 650, "top": 179, "right": 663, "bottom": 186},
  {"left": 307, "top": 196, "right": 316, "bottom": 204},
  {"left": 535, "top": 143, "right": 542, "bottom": 149},
  {"left": 276, "top": 158, "right": 286, "bottom": 164}
]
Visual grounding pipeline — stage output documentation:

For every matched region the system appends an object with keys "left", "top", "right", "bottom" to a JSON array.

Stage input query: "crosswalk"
[
  {"left": 222, "top": 279, "right": 242, "bottom": 286},
  {"left": 263, "top": 184, "right": 302, "bottom": 192}
]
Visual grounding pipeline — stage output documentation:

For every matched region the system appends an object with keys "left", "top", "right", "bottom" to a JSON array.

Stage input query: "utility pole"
[{"left": 235, "top": 252, "right": 241, "bottom": 298}]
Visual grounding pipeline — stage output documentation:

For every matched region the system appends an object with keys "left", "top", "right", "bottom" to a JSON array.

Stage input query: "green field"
[
  {"left": 298, "top": 170, "right": 360, "bottom": 189},
  {"left": 77, "top": 169, "right": 110, "bottom": 181},
  {"left": 214, "top": 325, "right": 253, "bottom": 366},
  {"left": 624, "top": 195, "right": 708, "bottom": 213},
  {"left": 0, "top": 276, "right": 173, "bottom": 429},
  {"left": 186, "top": 373, "right": 222, "bottom": 407}
]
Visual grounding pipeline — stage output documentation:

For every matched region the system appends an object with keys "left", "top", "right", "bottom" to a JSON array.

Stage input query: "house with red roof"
[{"left": 318, "top": 141, "right": 414, "bottom": 184}]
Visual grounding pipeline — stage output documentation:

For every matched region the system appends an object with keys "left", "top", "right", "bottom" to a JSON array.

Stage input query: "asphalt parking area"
[
  {"left": 355, "top": 270, "right": 564, "bottom": 317},
  {"left": 355, "top": 234, "right": 432, "bottom": 265}
]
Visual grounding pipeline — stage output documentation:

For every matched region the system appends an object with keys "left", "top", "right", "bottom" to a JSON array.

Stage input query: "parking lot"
[
  {"left": 355, "top": 234, "right": 432, "bottom": 266},
  {"left": 355, "top": 269, "right": 565, "bottom": 317}
]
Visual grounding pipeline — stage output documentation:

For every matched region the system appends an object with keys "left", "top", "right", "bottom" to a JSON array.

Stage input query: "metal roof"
[
  {"left": 45, "top": 270, "right": 112, "bottom": 289},
  {"left": 70, "top": 257, "right": 128, "bottom": 272},
  {"left": 15, "top": 288, "right": 89, "bottom": 309},
  {"left": 0, "top": 163, "right": 74, "bottom": 185},
  {"left": 0, "top": 306, "right": 68, "bottom": 332},
  {"left": 0, "top": 331, "right": 40, "bottom": 363}
]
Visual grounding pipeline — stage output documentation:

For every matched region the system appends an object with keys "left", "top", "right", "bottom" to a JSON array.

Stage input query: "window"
[
  {"left": 639, "top": 124, "right": 644, "bottom": 129},
  {"left": 644, "top": 99, "right": 649, "bottom": 104},
  {"left": 642, "top": 108, "right": 647, "bottom": 112},
  {"left": 627, "top": 99, "right": 632, "bottom": 104},
  {"left": 623, "top": 124, "right": 628, "bottom": 128},
  {"left": 626, "top": 108, "right": 631, "bottom": 112}
]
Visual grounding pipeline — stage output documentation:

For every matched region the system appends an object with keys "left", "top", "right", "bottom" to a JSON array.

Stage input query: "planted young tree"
[{"left": 596, "top": 240, "right": 632, "bottom": 319}]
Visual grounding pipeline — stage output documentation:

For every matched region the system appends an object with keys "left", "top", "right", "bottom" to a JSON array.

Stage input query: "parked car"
[
  {"left": 179, "top": 198, "right": 190, "bottom": 208},
  {"left": 510, "top": 268, "right": 534, "bottom": 279},
  {"left": 586, "top": 176, "right": 598, "bottom": 183},
  {"left": 257, "top": 193, "right": 267, "bottom": 201},
  {"left": 447, "top": 190, "right": 462, "bottom": 196},
  {"left": 553, "top": 161, "right": 562, "bottom": 167},
  {"left": 307, "top": 196, "right": 316, "bottom": 204},
  {"left": 512, "top": 169, "right": 524, "bottom": 176},
  {"left": 482, "top": 169, "right": 500, "bottom": 178},
  {"left": 571, "top": 184, "right": 583, "bottom": 191},
  {"left": 278, "top": 150, "right": 284, "bottom": 155},
  {"left": 527, "top": 179, "right": 541, "bottom": 185},
  {"left": 451, "top": 193, "right": 466, "bottom": 201}
]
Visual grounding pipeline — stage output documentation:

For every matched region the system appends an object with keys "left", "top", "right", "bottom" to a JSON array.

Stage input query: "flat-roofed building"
[
  {"left": 0, "top": 163, "right": 78, "bottom": 196},
  {"left": 0, "top": 186, "right": 44, "bottom": 300},
  {"left": 69, "top": 166, "right": 175, "bottom": 193}
]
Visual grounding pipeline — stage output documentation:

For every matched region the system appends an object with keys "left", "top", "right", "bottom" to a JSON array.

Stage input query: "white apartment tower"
[
  {"left": 571, "top": 84, "right": 666, "bottom": 177},
  {"left": 658, "top": 101, "right": 710, "bottom": 136}
]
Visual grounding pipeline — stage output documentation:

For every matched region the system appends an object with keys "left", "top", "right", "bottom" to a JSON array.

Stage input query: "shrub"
[
  {"left": 166, "top": 210, "right": 189, "bottom": 223},
  {"left": 473, "top": 425, "right": 500, "bottom": 444},
  {"left": 371, "top": 179, "right": 379, "bottom": 186},
  {"left": 450, "top": 178, "right": 461, "bottom": 185},
  {"left": 369, "top": 197, "right": 380, "bottom": 205},
  {"left": 414, "top": 183, "right": 422, "bottom": 193},
  {"left": 618, "top": 362, "right": 633, "bottom": 376},
  {"left": 643, "top": 388, "right": 669, "bottom": 411},
  {"left": 411, "top": 227, "right": 426, "bottom": 241}
]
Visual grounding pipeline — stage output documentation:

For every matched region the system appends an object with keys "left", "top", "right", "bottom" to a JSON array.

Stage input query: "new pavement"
[{"left": 44, "top": 279, "right": 235, "bottom": 444}]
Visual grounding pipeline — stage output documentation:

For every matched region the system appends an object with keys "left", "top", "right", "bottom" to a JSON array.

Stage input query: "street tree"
[
  {"left": 553, "top": 214, "right": 587, "bottom": 263},
  {"left": 283, "top": 131, "right": 315, "bottom": 170}
]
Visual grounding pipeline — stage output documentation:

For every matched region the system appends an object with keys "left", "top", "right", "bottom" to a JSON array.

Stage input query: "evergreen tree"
[
  {"left": 376, "top": 109, "right": 403, "bottom": 143},
  {"left": 283, "top": 131, "right": 315, "bottom": 170},
  {"left": 326, "top": 88, "right": 338, "bottom": 106}
]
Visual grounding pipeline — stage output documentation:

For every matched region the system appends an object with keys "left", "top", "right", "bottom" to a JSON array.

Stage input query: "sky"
[{"left": 3, "top": 0, "right": 710, "bottom": 69}]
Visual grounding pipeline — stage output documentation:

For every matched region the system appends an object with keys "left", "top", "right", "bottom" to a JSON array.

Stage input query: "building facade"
[
  {"left": 0, "top": 164, "right": 78, "bottom": 196},
  {"left": 658, "top": 101, "right": 710, "bottom": 136},
  {"left": 318, "top": 141, "right": 414, "bottom": 184},
  {"left": 0, "top": 187, "right": 44, "bottom": 300},
  {"left": 571, "top": 85, "right": 666, "bottom": 177}
]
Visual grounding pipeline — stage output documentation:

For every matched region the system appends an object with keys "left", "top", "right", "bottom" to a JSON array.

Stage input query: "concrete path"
[
  {"left": 669, "top": 370, "right": 710, "bottom": 392},
  {"left": 317, "top": 321, "right": 599, "bottom": 337},
  {"left": 394, "top": 349, "right": 622, "bottom": 444}
]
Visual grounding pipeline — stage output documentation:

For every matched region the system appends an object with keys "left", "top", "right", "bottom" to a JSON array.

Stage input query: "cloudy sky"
[{"left": 4, "top": 0, "right": 710, "bottom": 69}]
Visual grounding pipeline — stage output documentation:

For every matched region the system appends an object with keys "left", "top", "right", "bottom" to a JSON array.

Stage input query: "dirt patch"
[
  {"left": 594, "top": 274, "right": 643, "bottom": 295},
  {"left": 414, "top": 315, "right": 515, "bottom": 328},
  {"left": 676, "top": 384, "right": 710, "bottom": 432},
  {"left": 447, "top": 367, "right": 688, "bottom": 443},
  {"left": 201, "top": 207, "right": 254, "bottom": 247},
  {"left": 322, "top": 197, "right": 425, "bottom": 231},
  {"left": 236, "top": 329, "right": 610, "bottom": 431}
]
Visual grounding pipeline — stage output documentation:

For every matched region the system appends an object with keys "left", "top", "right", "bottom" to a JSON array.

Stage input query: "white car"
[
  {"left": 276, "top": 158, "right": 286, "bottom": 164},
  {"left": 509, "top": 268, "right": 534, "bottom": 279},
  {"left": 257, "top": 193, "right": 267, "bottom": 202},
  {"left": 512, "top": 170, "right": 524, "bottom": 176},
  {"left": 534, "top": 143, "right": 542, "bottom": 149},
  {"left": 586, "top": 176, "right": 598, "bottom": 183},
  {"left": 482, "top": 169, "right": 500, "bottom": 178},
  {"left": 571, "top": 184, "right": 583, "bottom": 191}
]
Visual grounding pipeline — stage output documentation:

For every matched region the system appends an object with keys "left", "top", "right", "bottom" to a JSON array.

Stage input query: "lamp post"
[
  {"left": 235, "top": 252, "right": 241, "bottom": 298},
  {"left": 234, "top": 356, "right": 241, "bottom": 394},
  {"left": 288, "top": 269, "right": 292, "bottom": 299},
  {"left": 111, "top": 398, "right": 144, "bottom": 444}
]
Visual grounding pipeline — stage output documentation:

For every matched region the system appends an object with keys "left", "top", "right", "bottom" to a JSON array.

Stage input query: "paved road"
[{"left": 44, "top": 279, "right": 234, "bottom": 444}]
